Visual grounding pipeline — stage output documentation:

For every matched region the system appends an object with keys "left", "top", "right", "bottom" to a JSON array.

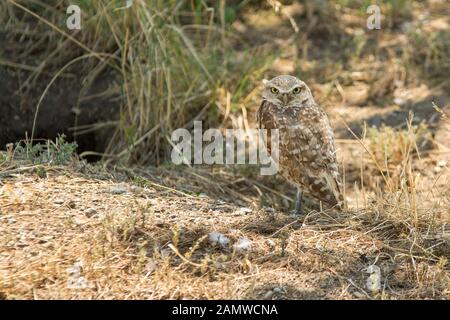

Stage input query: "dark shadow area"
[
  {"left": 0, "top": 26, "right": 120, "bottom": 161},
  {"left": 0, "top": 66, "right": 119, "bottom": 160},
  {"left": 336, "top": 94, "right": 450, "bottom": 139}
]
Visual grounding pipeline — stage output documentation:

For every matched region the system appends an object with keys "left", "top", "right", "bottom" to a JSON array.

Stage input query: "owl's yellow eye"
[
  {"left": 270, "top": 87, "right": 279, "bottom": 94},
  {"left": 292, "top": 87, "right": 302, "bottom": 94}
]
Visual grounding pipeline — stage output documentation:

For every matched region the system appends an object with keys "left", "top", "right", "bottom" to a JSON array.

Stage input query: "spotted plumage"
[{"left": 257, "top": 75, "right": 343, "bottom": 212}]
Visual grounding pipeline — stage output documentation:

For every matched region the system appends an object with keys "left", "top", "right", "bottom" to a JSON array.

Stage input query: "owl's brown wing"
[
  {"left": 257, "top": 99, "right": 277, "bottom": 154},
  {"left": 258, "top": 100, "right": 342, "bottom": 207},
  {"left": 281, "top": 104, "right": 343, "bottom": 207}
]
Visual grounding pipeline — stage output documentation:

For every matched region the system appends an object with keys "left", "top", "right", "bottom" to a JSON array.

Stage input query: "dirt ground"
[{"left": 0, "top": 149, "right": 448, "bottom": 300}]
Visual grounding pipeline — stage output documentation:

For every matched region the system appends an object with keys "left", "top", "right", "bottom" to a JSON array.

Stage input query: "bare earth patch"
[{"left": 0, "top": 162, "right": 448, "bottom": 299}]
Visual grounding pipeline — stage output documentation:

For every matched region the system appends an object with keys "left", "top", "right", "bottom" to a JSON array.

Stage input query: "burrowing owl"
[{"left": 257, "top": 75, "right": 343, "bottom": 214}]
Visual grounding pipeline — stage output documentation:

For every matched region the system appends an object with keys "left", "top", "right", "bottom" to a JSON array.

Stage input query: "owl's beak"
[{"left": 281, "top": 93, "right": 289, "bottom": 105}]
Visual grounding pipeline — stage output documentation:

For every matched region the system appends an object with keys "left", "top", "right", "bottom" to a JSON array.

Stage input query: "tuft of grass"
[
  {"left": 406, "top": 29, "right": 450, "bottom": 90},
  {"left": 366, "top": 121, "right": 433, "bottom": 170},
  {"left": 11, "top": 134, "right": 78, "bottom": 165}
]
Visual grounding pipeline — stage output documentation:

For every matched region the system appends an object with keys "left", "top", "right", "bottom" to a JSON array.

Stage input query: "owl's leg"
[{"left": 292, "top": 188, "right": 304, "bottom": 216}]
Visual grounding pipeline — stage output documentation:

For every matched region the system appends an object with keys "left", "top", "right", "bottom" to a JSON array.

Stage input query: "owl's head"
[{"left": 262, "top": 75, "right": 313, "bottom": 107}]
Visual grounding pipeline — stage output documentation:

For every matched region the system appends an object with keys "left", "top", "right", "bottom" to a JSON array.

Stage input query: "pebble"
[
  {"left": 239, "top": 207, "right": 252, "bottom": 214},
  {"left": 145, "top": 260, "right": 157, "bottom": 275},
  {"left": 84, "top": 208, "right": 97, "bottom": 218},
  {"left": 74, "top": 216, "right": 90, "bottom": 226},
  {"left": 208, "top": 232, "right": 229, "bottom": 247},
  {"left": 273, "top": 287, "right": 284, "bottom": 294},
  {"left": 130, "top": 185, "right": 143, "bottom": 193},
  {"left": 366, "top": 265, "right": 382, "bottom": 294},
  {"left": 437, "top": 160, "right": 447, "bottom": 167},
  {"left": 233, "top": 237, "right": 252, "bottom": 252},
  {"left": 107, "top": 185, "right": 128, "bottom": 195}
]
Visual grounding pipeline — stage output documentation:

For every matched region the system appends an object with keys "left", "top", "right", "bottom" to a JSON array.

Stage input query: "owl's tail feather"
[
  {"left": 324, "top": 174, "right": 345, "bottom": 211},
  {"left": 308, "top": 173, "right": 344, "bottom": 210}
]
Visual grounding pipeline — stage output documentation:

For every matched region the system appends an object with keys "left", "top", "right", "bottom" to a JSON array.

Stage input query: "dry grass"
[
  {"left": 1, "top": 0, "right": 274, "bottom": 164},
  {"left": 0, "top": 126, "right": 449, "bottom": 299}
]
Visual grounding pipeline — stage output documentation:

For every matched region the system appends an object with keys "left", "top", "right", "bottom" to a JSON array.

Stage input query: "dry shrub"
[
  {"left": 367, "top": 121, "right": 433, "bottom": 170},
  {"left": 0, "top": 0, "right": 272, "bottom": 165}
]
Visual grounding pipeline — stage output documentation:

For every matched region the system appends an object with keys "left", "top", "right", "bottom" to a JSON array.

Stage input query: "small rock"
[
  {"left": 54, "top": 199, "right": 64, "bottom": 205},
  {"left": 266, "top": 239, "right": 276, "bottom": 248},
  {"left": 234, "top": 237, "right": 252, "bottom": 252},
  {"left": 84, "top": 208, "right": 97, "bottom": 218},
  {"left": 66, "top": 260, "right": 93, "bottom": 289},
  {"left": 393, "top": 97, "right": 406, "bottom": 106},
  {"left": 272, "top": 287, "right": 285, "bottom": 294},
  {"left": 208, "top": 232, "right": 229, "bottom": 248},
  {"left": 67, "top": 200, "right": 76, "bottom": 209},
  {"left": 370, "top": 115, "right": 382, "bottom": 128},
  {"left": 74, "top": 216, "right": 90, "bottom": 226},
  {"left": 437, "top": 160, "right": 447, "bottom": 167},
  {"left": 366, "top": 265, "right": 382, "bottom": 294},
  {"left": 239, "top": 207, "right": 252, "bottom": 214},
  {"left": 107, "top": 185, "right": 128, "bottom": 195},
  {"left": 130, "top": 185, "right": 143, "bottom": 193},
  {"left": 67, "top": 261, "right": 83, "bottom": 274},
  {"left": 38, "top": 235, "right": 53, "bottom": 244},
  {"left": 145, "top": 260, "right": 157, "bottom": 275},
  {"left": 154, "top": 219, "right": 165, "bottom": 227}
]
